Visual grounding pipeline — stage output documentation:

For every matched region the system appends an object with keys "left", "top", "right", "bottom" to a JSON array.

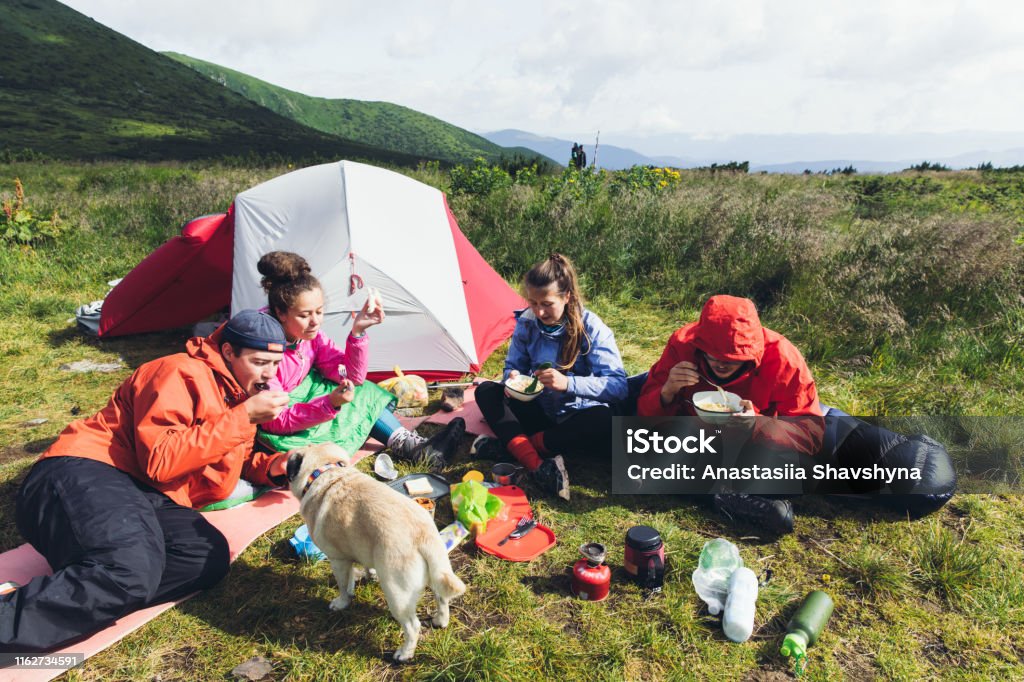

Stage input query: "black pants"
[
  {"left": 475, "top": 381, "right": 613, "bottom": 458},
  {"left": 0, "top": 457, "right": 230, "bottom": 653}
]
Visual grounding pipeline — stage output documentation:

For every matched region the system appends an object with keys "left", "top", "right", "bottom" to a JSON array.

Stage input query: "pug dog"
[{"left": 286, "top": 442, "right": 466, "bottom": 662}]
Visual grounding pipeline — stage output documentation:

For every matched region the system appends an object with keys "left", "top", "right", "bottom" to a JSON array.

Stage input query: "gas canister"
[{"left": 571, "top": 543, "right": 611, "bottom": 601}]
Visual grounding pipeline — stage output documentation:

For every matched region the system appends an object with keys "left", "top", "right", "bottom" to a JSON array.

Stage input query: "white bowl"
[
  {"left": 504, "top": 375, "right": 543, "bottom": 402},
  {"left": 373, "top": 453, "right": 397, "bottom": 480},
  {"left": 692, "top": 390, "right": 743, "bottom": 424}
]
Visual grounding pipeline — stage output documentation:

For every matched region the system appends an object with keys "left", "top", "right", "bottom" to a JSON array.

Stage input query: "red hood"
[{"left": 692, "top": 295, "right": 765, "bottom": 367}]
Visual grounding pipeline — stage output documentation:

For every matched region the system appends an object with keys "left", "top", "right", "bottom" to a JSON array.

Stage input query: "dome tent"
[{"left": 99, "top": 161, "right": 524, "bottom": 380}]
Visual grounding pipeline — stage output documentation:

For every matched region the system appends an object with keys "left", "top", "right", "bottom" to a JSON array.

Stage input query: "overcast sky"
[{"left": 62, "top": 0, "right": 1024, "bottom": 151}]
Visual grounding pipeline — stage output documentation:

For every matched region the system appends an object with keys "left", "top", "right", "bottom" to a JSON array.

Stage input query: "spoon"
[{"left": 693, "top": 368, "right": 731, "bottom": 407}]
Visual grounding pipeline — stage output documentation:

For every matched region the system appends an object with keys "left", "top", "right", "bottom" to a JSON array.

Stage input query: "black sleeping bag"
[
  {"left": 823, "top": 407, "right": 957, "bottom": 517},
  {"left": 618, "top": 376, "right": 956, "bottom": 516}
]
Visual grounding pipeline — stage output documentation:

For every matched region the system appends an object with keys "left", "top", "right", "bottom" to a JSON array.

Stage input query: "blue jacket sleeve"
[
  {"left": 566, "top": 313, "right": 628, "bottom": 403},
  {"left": 503, "top": 319, "right": 533, "bottom": 380}
]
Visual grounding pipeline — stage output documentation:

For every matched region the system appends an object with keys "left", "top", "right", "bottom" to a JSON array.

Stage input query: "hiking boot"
[
  {"left": 713, "top": 493, "right": 794, "bottom": 535},
  {"left": 470, "top": 435, "right": 511, "bottom": 461},
  {"left": 389, "top": 418, "right": 466, "bottom": 468},
  {"left": 533, "top": 455, "right": 570, "bottom": 501}
]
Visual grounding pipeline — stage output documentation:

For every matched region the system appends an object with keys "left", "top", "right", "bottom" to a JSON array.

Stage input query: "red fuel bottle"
[{"left": 571, "top": 543, "right": 611, "bottom": 601}]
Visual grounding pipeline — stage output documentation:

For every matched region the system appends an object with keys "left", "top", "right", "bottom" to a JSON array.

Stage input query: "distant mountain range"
[{"left": 485, "top": 129, "right": 1024, "bottom": 173}]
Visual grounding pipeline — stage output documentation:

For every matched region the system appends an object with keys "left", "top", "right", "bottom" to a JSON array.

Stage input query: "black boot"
[
  {"left": 533, "top": 456, "right": 570, "bottom": 501},
  {"left": 469, "top": 435, "right": 512, "bottom": 462},
  {"left": 713, "top": 493, "right": 794, "bottom": 535},
  {"left": 389, "top": 418, "right": 466, "bottom": 468}
]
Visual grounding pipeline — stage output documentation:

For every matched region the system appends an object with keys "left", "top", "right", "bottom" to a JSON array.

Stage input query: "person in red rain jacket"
[{"left": 638, "top": 295, "right": 824, "bottom": 534}]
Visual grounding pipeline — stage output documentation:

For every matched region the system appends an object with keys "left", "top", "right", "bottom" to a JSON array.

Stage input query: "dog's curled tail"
[{"left": 422, "top": 544, "right": 466, "bottom": 599}]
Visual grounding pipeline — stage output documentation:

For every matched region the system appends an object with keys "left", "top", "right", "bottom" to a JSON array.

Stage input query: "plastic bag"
[
  {"left": 691, "top": 538, "right": 743, "bottom": 615},
  {"left": 449, "top": 480, "right": 504, "bottom": 535},
  {"left": 289, "top": 524, "right": 326, "bottom": 563},
  {"left": 377, "top": 365, "right": 429, "bottom": 408}
]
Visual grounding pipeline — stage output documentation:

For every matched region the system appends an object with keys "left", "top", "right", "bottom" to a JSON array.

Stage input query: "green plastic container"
[{"left": 780, "top": 591, "right": 834, "bottom": 662}]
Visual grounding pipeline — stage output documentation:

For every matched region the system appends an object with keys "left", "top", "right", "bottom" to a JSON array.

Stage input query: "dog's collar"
[{"left": 301, "top": 461, "right": 346, "bottom": 498}]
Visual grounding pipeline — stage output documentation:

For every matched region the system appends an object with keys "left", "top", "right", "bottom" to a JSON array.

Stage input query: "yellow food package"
[{"left": 377, "top": 365, "right": 429, "bottom": 408}]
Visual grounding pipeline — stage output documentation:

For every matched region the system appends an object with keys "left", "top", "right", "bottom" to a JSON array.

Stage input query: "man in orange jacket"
[
  {"left": 1, "top": 310, "right": 292, "bottom": 653},
  {"left": 638, "top": 295, "right": 824, "bottom": 534}
]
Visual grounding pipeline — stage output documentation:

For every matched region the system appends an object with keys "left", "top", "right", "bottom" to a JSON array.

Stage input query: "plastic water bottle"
[
  {"left": 722, "top": 567, "right": 758, "bottom": 642},
  {"left": 780, "top": 591, "right": 834, "bottom": 669},
  {"left": 691, "top": 538, "right": 742, "bottom": 615}
]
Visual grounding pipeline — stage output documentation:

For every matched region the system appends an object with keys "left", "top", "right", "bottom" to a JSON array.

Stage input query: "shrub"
[
  {"left": 845, "top": 541, "right": 910, "bottom": 597},
  {"left": 694, "top": 161, "right": 749, "bottom": 173},
  {"left": 544, "top": 166, "right": 606, "bottom": 204},
  {"left": 449, "top": 157, "right": 513, "bottom": 196},
  {"left": 907, "top": 161, "right": 951, "bottom": 172},
  {"left": 913, "top": 520, "right": 992, "bottom": 604},
  {"left": 1, "top": 178, "right": 64, "bottom": 245},
  {"left": 610, "top": 166, "right": 682, "bottom": 195}
]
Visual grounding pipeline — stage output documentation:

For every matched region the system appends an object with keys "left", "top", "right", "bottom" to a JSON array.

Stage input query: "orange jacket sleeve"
[
  {"left": 243, "top": 450, "right": 288, "bottom": 487},
  {"left": 132, "top": 369, "right": 255, "bottom": 484}
]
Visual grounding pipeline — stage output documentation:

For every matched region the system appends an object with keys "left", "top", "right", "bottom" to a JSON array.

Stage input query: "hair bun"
[{"left": 257, "top": 251, "right": 311, "bottom": 292}]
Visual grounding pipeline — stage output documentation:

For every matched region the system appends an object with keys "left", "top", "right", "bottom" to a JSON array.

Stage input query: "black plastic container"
[{"left": 623, "top": 525, "right": 665, "bottom": 590}]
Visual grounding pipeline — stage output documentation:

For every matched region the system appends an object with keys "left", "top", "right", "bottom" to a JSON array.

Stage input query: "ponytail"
[{"left": 524, "top": 253, "right": 590, "bottom": 369}]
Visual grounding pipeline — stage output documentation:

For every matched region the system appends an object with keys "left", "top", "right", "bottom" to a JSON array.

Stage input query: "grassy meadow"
[{"left": 1, "top": 160, "right": 1023, "bottom": 680}]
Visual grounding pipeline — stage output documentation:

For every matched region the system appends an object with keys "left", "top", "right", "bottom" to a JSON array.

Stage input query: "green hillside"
[
  {"left": 0, "top": 0, "right": 423, "bottom": 163},
  {"left": 165, "top": 52, "right": 550, "bottom": 165}
]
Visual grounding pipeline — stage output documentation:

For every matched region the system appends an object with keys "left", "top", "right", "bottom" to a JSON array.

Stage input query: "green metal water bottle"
[{"left": 780, "top": 591, "right": 834, "bottom": 671}]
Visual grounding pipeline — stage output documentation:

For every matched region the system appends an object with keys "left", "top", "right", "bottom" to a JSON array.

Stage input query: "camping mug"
[
  {"left": 491, "top": 463, "right": 520, "bottom": 486},
  {"left": 623, "top": 525, "right": 665, "bottom": 590}
]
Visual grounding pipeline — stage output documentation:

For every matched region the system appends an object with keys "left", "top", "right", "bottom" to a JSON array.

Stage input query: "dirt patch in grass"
[
  {"left": 834, "top": 643, "right": 881, "bottom": 681},
  {"left": 741, "top": 670, "right": 794, "bottom": 682},
  {"left": 157, "top": 645, "right": 202, "bottom": 682},
  {"left": 0, "top": 439, "right": 53, "bottom": 466},
  {"left": 0, "top": 463, "right": 30, "bottom": 552},
  {"left": 918, "top": 631, "right": 964, "bottom": 669},
  {"left": 448, "top": 594, "right": 515, "bottom": 634}
]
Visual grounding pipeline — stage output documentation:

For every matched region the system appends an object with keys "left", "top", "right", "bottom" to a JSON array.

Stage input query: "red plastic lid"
[{"left": 475, "top": 485, "right": 557, "bottom": 562}]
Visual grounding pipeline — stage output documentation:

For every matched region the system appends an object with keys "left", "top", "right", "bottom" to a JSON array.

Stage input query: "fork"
[{"left": 497, "top": 515, "right": 534, "bottom": 546}]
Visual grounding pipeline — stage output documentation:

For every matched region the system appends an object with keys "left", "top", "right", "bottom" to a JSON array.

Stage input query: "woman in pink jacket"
[{"left": 256, "top": 252, "right": 464, "bottom": 466}]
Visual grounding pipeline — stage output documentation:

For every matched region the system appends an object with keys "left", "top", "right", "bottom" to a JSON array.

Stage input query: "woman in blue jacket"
[{"left": 475, "top": 253, "right": 627, "bottom": 499}]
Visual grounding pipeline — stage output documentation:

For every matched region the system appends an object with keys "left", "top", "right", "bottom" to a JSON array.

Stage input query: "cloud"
[
  {"left": 58, "top": 0, "right": 1024, "bottom": 140},
  {"left": 387, "top": 23, "right": 439, "bottom": 59}
]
